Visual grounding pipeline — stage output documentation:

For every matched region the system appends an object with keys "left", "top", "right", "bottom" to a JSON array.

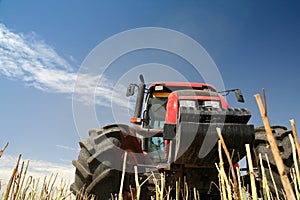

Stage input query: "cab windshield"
[{"left": 147, "top": 92, "right": 169, "bottom": 128}]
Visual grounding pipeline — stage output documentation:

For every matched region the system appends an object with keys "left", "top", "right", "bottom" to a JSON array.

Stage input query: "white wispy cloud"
[
  {"left": 56, "top": 144, "right": 78, "bottom": 152},
  {"left": 0, "top": 24, "right": 133, "bottom": 193},
  {"left": 0, "top": 23, "right": 129, "bottom": 108}
]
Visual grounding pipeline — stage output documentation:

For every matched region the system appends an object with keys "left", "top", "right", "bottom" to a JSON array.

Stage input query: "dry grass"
[
  {"left": 2, "top": 129, "right": 299, "bottom": 200},
  {"left": 0, "top": 145, "right": 93, "bottom": 200}
]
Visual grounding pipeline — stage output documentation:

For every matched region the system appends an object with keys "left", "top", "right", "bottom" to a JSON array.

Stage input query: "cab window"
[{"left": 147, "top": 92, "right": 169, "bottom": 128}]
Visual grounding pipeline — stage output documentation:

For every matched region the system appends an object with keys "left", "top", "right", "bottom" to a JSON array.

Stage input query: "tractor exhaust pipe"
[
  {"left": 134, "top": 75, "right": 146, "bottom": 118},
  {"left": 126, "top": 74, "right": 146, "bottom": 119}
]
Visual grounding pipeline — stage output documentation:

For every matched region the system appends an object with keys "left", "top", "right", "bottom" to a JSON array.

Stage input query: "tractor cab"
[
  {"left": 129, "top": 81, "right": 228, "bottom": 163},
  {"left": 143, "top": 82, "right": 218, "bottom": 129}
]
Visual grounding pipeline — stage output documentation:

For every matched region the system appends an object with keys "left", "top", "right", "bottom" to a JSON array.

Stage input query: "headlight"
[
  {"left": 203, "top": 100, "right": 220, "bottom": 108},
  {"left": 180, "top": 100, "right": 196, "bottom": 108}
]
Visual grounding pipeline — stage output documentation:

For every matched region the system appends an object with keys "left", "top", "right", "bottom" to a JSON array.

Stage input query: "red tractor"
[{"left": 71, "top": 75, "right": 294, "bottom": 199}]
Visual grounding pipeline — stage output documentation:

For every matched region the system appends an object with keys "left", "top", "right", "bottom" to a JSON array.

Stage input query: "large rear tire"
[
  {"left": 70, "top": 146, "right": 92, "bottom": 198},
  {"left": 71, "top": 125, "right": 135, "bottom": 200},
  {"left": 254, "top": 126, "right": 294, "bottom": 198}
]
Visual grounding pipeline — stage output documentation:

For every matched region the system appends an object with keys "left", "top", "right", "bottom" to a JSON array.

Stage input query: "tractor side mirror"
[
  {"left": 126, "top": 74, "right": 145, "bottom": 97},
  {"left": 126, "top": 84, "right": 136, "bottom": 97},
  {"left": 234, "top": 89, "right": 245, "bottom": 103}
]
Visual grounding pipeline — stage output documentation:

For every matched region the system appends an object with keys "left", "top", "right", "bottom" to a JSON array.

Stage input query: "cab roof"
[{"left": 148, "top": 82, "right": 217, "bottom": 92}]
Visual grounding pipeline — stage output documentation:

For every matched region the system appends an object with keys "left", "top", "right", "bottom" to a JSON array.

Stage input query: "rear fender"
[{"left": 97, "top": 124, "right": 143, "bottom": 154}]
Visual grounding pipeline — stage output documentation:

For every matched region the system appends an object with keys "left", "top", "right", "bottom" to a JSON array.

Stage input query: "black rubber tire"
[
  {"left": 254, "top": 126, "right": 294, "bottom": 199},
  {"left": 70, "top": 125, "right": 125, "bottom": 200},
  {"left": 70, "top": 147, "right": 92, "bottom": 198}
]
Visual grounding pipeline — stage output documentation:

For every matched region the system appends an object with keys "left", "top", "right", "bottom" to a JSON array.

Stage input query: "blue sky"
[{"left": 0, "top": 0, "right": 300, "bottom": 183}]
